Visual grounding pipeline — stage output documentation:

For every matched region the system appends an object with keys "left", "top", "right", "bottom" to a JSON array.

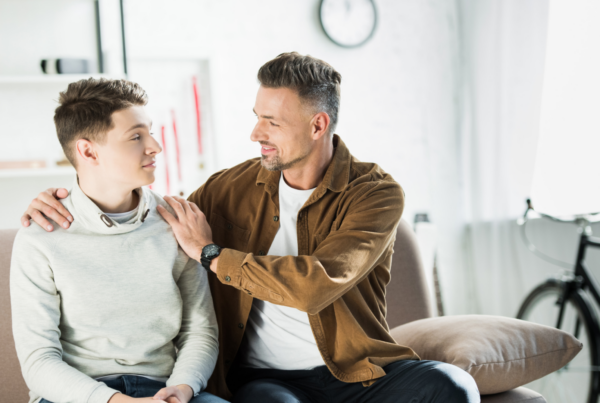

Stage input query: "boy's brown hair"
[
  {"left": 54, "top": 78, "right": 148, "bottom": 167},
  {"left": 257, "top": 52, "right": 342, "bottom": 135}
]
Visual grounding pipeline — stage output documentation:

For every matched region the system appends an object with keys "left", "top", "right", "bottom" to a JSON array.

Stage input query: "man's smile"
[{"left": 261, "top": 145, "right": 277, "bottom": 155}]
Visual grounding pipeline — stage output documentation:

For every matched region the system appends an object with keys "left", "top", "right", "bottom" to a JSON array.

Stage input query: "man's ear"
[
  {"left": 75, "top": 139, "right": 99, "bottom": 167},
  {"left": 311, "top": 112, "right": 331, "bottom": 140}
]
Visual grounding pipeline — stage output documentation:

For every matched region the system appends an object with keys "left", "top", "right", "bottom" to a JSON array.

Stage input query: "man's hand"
[
  {"left": 21, "top": 188, "right": 72, "bottom": 231},
  {"left": 157, "top": 196, "right": 213, "bottom": 262},
  {"left": 153, "top": 384, "right": 194, "bottom": 403}
]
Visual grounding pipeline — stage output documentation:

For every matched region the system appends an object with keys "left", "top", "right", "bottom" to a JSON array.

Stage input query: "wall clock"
[{"left": 319, "top": 0, "right": 378, "bottom": 48}]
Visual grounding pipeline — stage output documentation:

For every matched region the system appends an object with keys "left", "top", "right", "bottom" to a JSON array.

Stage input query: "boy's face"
[{"left": 92, "top": 105, "right": 161, "bottom": 188}]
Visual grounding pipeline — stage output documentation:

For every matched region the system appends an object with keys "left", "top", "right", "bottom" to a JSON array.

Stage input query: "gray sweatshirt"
[{"left": 10, "top": 181, "right": 218, "bottom": 403}]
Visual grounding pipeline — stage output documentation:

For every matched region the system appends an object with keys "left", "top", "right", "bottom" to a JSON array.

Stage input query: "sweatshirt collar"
[{"left": 70, "top": 178, "right": 151, "bottom": 235}]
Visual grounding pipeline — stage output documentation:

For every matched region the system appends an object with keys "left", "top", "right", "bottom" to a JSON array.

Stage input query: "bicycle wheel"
[{"left": 517, "top": 279, "right": 600, "bottom": 403}]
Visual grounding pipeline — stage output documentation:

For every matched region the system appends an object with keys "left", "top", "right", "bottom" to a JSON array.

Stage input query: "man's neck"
[
  {"left": 78, "top": 173, "right": 139, "bottom": 214},
  {"left": 282, "top": 137, "right": 334, "bottom": 190}
]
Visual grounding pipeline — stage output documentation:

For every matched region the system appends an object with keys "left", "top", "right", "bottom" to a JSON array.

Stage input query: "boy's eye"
[{"left": 132, "top": 135, "right": 140, "bottom": 141}]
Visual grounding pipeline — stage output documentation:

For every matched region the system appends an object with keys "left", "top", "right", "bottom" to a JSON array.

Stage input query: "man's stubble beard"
[{"left": 261, "top": 149, "right": 311, "bottom": 172}]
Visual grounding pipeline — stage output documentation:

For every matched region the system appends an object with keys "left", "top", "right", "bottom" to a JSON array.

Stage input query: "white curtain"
[{"left": 458, "top": 0, "right": 551, "bottom": 316}]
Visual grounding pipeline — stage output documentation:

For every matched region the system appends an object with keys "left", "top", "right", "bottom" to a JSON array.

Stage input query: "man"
[
  {"left": 23, "top": 53, "right": 479, "bottom": 402},
  {"left": 13, "top": 78, "right": 223, "bottom": 403}
]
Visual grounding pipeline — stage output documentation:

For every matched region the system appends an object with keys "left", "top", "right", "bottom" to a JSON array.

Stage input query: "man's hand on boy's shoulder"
[
  {"left": 21, "top": 187, "right": 72, "bottom": 232},
  {"left": 158, "top": 195, "right": 213, "bottom": 263}
]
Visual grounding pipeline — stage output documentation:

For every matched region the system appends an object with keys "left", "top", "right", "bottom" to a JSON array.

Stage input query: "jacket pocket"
[{"left": 210, "top": 213, "right": 251, "bottom": 251}]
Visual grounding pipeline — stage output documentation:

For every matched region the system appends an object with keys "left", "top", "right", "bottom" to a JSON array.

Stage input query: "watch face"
[
  {"left": 320, "top": 0, "right": 377, "bottom": 48},
  {"left": 203, "top": 244, "right": 221, "bottom": 258}
]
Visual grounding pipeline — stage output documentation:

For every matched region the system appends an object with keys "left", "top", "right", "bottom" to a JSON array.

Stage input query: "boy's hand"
[
  {"left": 109, "top": 394, "right": 167, "bottom": 403},
  {"left": 157, "top": 196, "right": 213, "bottom": 262},
  {"left": 153, "top": 384, "right": 194, "bottom": 403},
  {"left": 21, "top": 188, "right": 73, "bottom": 231}
]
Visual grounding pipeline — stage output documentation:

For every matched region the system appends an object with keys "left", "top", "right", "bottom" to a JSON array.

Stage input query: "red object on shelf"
[
  {"left": 171, "top": 110, "right": 182, "bottom": 181},
  {"left": 160, "top": 125, "right": 170, "bottom": 195},
  {"left": 192, "top": 76, "right": 203, "bottom": 155}
]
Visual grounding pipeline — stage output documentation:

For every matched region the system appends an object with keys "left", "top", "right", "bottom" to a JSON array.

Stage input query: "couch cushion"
[
  {"left": 481, "top": 387, "right": 546, "bottom": 402},
  {"left": 0, "top": 229, "right": 30, "bottom": 401},
  {"left": 390, "top": 315, "right": 582, "bottom": 395}
]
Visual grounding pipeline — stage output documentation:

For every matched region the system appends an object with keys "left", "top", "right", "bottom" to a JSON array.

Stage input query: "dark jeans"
[
  {"left": 228, "top": 360, "right": 480, "bottom": 403},
  {"left": 39, "top": 375, "right": 225, "bottom": 403}
]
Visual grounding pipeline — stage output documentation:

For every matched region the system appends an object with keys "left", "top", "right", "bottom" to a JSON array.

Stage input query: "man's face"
[
  {"left": 93, "top": 105, "right": 161, "bottom": 188},
  {"left": 250, "top": 86, "right": 314, "bottom": 171}
]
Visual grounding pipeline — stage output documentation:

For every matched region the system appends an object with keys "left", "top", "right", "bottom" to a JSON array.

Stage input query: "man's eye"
[{"left": 270, "top": 122, "right": 278, "bottom": 127}]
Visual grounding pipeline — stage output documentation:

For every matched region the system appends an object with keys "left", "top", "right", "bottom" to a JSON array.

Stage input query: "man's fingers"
[
  {"left": 54, "top": 188, "right": 69, "bottom": 200},
  {"left": 189, "top": 202, "right": 204, "bottom": 217},
  {"left": 173, "top": 196, "right": 194, "bottom": 216},
  {"left": 21, "top": 214, "right": 31, "bottom": 227},
  {"left": 30, "top": 210, "right": 54, "bottom": 232},
  {"left": 157, "top": 204, "right": 178, "bottom": 226},
  {"left": 39, "top": 191, "right": 73, "bottom": 223},
  {"left": 164, "top": 196, "right": 185, "bottom": 218},
  {"left": 31, "top": 199, "right": 71, "bottom": 229}
]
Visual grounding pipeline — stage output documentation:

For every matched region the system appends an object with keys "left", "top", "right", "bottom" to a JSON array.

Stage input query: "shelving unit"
[{"left": 0, "top": 167, "right": 75, "bottom": 178}]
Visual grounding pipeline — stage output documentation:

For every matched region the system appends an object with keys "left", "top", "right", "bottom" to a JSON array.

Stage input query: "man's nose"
[{"left": 250, "top": 121, "right": 268, "bottom": 142}]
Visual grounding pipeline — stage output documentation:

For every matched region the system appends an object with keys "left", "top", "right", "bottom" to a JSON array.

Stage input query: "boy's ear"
[{"left": 75, "top": 139, "right": 99, "bottom": 166}]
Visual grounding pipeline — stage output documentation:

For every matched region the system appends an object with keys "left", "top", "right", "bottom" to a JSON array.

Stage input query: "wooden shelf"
[
  {"left": 0, "top": 167, "right": 75, "bottom": 178},
  {"left": 0, "top": 75, "right": 122, "bottom": 85}
]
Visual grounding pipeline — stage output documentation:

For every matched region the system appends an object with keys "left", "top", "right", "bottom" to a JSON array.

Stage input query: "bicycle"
[{"left": 516, "top": 199, "right": 600, "bottom": 403}]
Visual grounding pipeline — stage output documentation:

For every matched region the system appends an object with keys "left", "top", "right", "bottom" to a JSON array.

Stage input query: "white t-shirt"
[{"left": 241, "top": 174, "right": 326, "bottom": 370}]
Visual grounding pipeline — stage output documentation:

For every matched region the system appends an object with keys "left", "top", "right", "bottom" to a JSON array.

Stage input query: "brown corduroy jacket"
[{"left": 188, "top": 135, "right": 419, "bottom": 400}]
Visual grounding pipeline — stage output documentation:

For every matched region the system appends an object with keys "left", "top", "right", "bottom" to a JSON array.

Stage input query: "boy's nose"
[{"left": 148, "top": 136, "right": 162, "bottom": 154}]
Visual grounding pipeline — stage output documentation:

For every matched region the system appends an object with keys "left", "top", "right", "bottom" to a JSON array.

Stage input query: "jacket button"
[
  {"left": 258, "top": 250, "right": 265, "bottom": 256},
  {"left": 225, "top": 276, "right": 231, "bottom": 282},
  {"left": 273, "top": 216, "right": 279, "bottom": 222},
  {"left": 227, "top": 223, "right": 233, "bottom": 230},
  {"left": 238, "top": 323, "right": 244, "bottom": 329}
]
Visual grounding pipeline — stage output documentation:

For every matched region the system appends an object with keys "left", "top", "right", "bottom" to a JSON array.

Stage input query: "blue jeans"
[
  {"left": 228, "top": 360, "right": 480, "bottom": 403},
  {"left": 39, "top": 375, "right": 225, "bottom": 403}
]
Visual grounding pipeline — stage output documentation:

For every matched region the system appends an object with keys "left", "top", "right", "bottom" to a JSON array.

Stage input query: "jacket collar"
[
  {"left": 256, "top": 134, "right": 351, "bottom": 197},
  {"left": 70, "top": 178, "right": 152, "bottom": 235}
]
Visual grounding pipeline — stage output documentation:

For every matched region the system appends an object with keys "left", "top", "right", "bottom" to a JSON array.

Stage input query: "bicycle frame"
[
  {"left": 556, "top": 227, "right": 600, "bottom": 331},
  {"left": 576, "top": 232, "right": 600, "bottom": 305}
]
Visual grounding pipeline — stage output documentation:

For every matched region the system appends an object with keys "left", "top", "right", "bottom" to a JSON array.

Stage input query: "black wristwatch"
[{"left": 201, "top": 244, "right": 222, "bottom": 270}]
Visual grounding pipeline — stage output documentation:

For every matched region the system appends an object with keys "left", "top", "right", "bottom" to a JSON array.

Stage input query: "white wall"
[
  {"left": 124, "top": 0, "right": 468, "bottom": 314},
  {"left": 0, "top": 0, "right": 469, "bottom": 313}
]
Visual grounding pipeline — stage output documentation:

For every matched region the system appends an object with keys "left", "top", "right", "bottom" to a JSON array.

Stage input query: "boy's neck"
[{"left": 78, "top": 174, "right": 139, "bottom": 214}]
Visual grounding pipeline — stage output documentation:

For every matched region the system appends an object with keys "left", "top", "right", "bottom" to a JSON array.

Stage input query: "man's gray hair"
[{"left": 257, "top": 52, "right": 342, "bottom": 135}]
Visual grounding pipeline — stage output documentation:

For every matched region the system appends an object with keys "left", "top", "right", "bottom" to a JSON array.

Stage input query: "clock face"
[{"left": 320, "top": 0, "right": 377, "bottom": 48}]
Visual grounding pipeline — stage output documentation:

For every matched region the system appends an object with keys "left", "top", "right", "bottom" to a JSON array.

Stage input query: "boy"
[{"left": 10, "top": 78, "right": 224, "bottom": 403}]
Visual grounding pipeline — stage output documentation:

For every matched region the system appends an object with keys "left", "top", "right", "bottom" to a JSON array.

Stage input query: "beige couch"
[{"left": 0, "top": 223, "right": 544, "bottom": 402}]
